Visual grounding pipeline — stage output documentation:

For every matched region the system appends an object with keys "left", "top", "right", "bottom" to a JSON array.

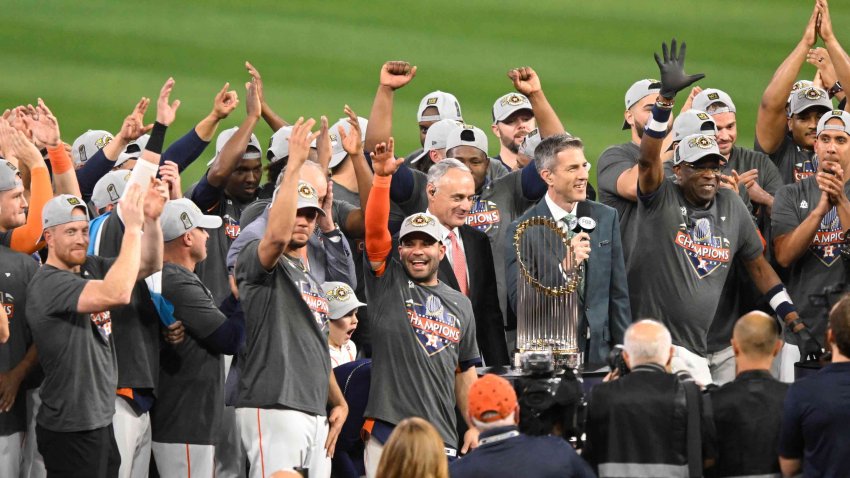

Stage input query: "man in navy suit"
[{"left": 505, "top": 133, "right": 631, "bottom": 366}]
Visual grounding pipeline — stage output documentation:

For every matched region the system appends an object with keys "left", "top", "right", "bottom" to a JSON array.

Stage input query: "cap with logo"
[
  {"left": 468, "top": 374, "right": 517, "bottom": 423},
  {"left": 71, "top": 130, "right": 114, "bottom": 166},
  {"left": 91, "top": 170, "right": 131, "bottom": 212},
  {"left": 399, "top": 213, "right": 442, "bottom": 244},
  {"left": 622, "top": 79, "right": 662, "bottom": 129},
  {"left": 492, "top": 92, "right": 533, "bottom": 124},
  {"left": 0, "top": 160, "right": 23, "bottom": 192},
  {"left": 115, "top": 134, "right": 150, "bottom": 168},
  {"left": 417, "top": 91, "right": 463, "bottom": 123},
  {"left": 519, "top": 128, "right": 543, "bottom": 159},
  {"left": 445, "top": 125, "right": 488, "bottom": 156},
  {"left": 295, "top": 181, "right": 326, "bottom": 216},
  {"left": 328, "top": 116, "right": 369, "bottom": 169},
  {"left": 817, "top": 109, "right": 850, "bottom": 136},
  {"left": 666, "top": 110, "right": 718, "bottom": 151},
  {"left": 322, "top": 281, "right": 367, "bottom": 320},
  {"left": 43, "top": 194, "right": 90, "bottom": 229},
  {"left": 161, "top": 198, "right": 223, "bottom": 242},
  {"left": 788, "top": 87, "right": 832, "bottom": 117},
  {"left": 207, "top": 127, "right": 262, "bottom": 166},
  {"left": 692, "top": 88, "right": 736, "bottom": 115},
  {"left": 411, "top": 119, "right": 464, "bottom": 164},
  {"left": 267, "top": 126, "right": 293, "bottom": 164},
  {"left": 673, "top": 134, "right": 726, "bottom": 165},
  {"left": 788, "top": 80, "right": 815, "bottom": 103}
]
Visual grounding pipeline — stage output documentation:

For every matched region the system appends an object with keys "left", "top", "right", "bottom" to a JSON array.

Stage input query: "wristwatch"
[{"left": 829, "top": 81, "right": 844, "bottom": 99}]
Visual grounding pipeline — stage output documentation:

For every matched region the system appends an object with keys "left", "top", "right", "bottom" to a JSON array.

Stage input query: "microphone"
[{"left": 571, "top": 216, "right": 597, "bottom": 235}]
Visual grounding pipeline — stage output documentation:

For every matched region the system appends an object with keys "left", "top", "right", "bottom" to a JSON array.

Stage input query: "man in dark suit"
[
  {"left": 506, "top": 133, "right": 631, "bottom": 366},
  {"left": 423, "top": 158, "right": 510, "bottom": 366}
]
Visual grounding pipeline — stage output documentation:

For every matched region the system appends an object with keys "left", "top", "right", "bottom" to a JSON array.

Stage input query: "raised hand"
[
  {"left": 159, "top": 161, "right": 182, "bottom": 200},
  {"left": 156, "top": 78, "right": 181, "bottom": 126},
  {"left": 1, "top": 119, "right": 43, "bottom": 168},
  {"left": 371, "top": 138, "right": 403, "bottom": 177},
  {"left": 816, "top": 0, "right": 834, "bottom": 43},
  {"left": 808, "top": 47, "right": 838, "bottom": 88},
  {"left": 24, "top": 98, "right": 61, "bottom": 149},
  {"left": 654, "top": 39, "right": 705, "bottom": 99},
  {"left": 118, "top": 98, "right": 152, "bottom": 142},
  {"left": 245, "top": 61, "right": 266, "bottom": 104},
  {"left": 143, "top": 178, "right": 169, "bottom": 220},
  {"left": 379, "top": 61, "right": 417, "bottom": 90},
  {"left": 245, "top": 78, "right": 261, "bottom": 120},
  {"left": 212, "top": 82, "right": 239, "bottom": 120},
  {"left": 316, "top": 115, "right": 331, "bottom": 169},
  {"left": 338, "top": 105, "right": 363, "bottom": 156},
  {"left": 803, "top": 1, "right": 819, "bottom": 47},
  {"left": 508, "top": 66, "right": 542, "bottom": 96},
  {"left": 317, "top": 180, "right": 336, "bottom": 233},
  {"left": 120, "top": 182, "right": 146, "bottom": 231},
  {"left": 288, "top": 117, "right": 320, "bottom": 168}
]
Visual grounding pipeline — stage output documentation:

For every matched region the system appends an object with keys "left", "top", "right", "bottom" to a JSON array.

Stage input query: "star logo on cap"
[
  {"left": 805, "top": 88, "right": 823, "bottom": 100},
  {"left": 327, "top": 286, "right": 350, "bottom": 302},
  {"left": 688, "top": 135, "right": 714, "bottom": 149},
  {"left": 298, "top": 183, "right": 316, "bottom": 199},
  {"left": 409, "top": 214, "right": 434, "bottom": 227}
]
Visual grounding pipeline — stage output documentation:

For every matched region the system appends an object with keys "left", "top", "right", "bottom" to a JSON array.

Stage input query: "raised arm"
[
  {"left": 508, "top": 67, "right": 565, "bottom": 137},
  {"left": 206, "top": 79, "right": 260, "bottom": 188},
  {"left": 816, "top": 0, "right": 850, "bottom": 110},
  {"left": 246, "top": 61, "right": 289, "bottom": 132},
  {"left": 77, "top": 182, "right": 146, "bottom": 313},
  {"left": 193, "top": 82, "right": 239, "bottom": 142},
  {"left": 756, "top": 4, "right": 819, "bottom": 153},
  {"left": 25, "top": 98, "right": 81, "bottom": 197},
  {"left": 364, "top": 61, "right": 417, "bottom": 152},
  {"left": 257, "top": 118, "right": 319, "bottom": 270},
  {"left": 139, "top": 177, "right": 167, "bottom": 278},
  {"left": 338, "top": 105, "right": 370, "bottom": 239},
  {"left": 639, "top": 39, "right": 704, "bottom": 196},
  {"left": 365, "top": 138, "right": 404, "bottom": 272}
]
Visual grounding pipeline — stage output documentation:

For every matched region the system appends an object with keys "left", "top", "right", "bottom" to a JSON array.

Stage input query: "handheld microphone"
[{"left": 571, "top": 216, "right": 597, "bottom": 235}]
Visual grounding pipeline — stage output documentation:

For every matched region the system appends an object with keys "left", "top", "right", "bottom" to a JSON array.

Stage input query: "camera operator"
[
  {"left": 584, "top": 320, "right": 715, "bottom": 478},
  {"left": 707, "top": 311, "right": 787, "bottom": 477},
  {"left": 448, "top": 374, "right": 594, "bottom": 478},
  {"left": 779, "top": 293, "right": 850, "bottom": 477}
]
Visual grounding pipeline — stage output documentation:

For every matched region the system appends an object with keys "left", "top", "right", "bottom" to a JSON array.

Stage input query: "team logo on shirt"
[
  {"left": 90, "top": 310, "right": 113, "bottom": 343},
  {"left": 794, "top": 157, "right": 818, "bottom": 182},
  {"left": 1, "top": 291, "right": 14, "bottom": 319},
  {"left": 674, "top": 218, "right": 731, "bottom": 278},
  {"left": 466, "top": 197, "right": 501, "bottom": 233},
  {"left": 406, "top": 295, "right": 461, "bottom": 356},
  {"left": 299, "top": 281, "right": 330, "bottom": 329},
  {"left": 810, "top": 207, "right": 846, "bottom": 266},
  {"left": 223, "top": 213, "right": 240, "bottom": 239}
]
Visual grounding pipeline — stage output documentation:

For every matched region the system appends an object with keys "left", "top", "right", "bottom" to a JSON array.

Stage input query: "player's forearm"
[
  {"left": 139, "top": 218, "right": 163, "bottom": 278},
  {"left": 637, "top": 100, "right": 670, "bottom": 195},
  {"left": 351, "top": 151, "right": 373, "bottom": 211},
  {"left": 455, "top": 367, "right": 477, "bottom": 428},
  {"left": 261, "top": 102, "right": 288, "bottom": 132},
  {"left": 262, "top": 164, "right": 302, "bottom": 256},
  {"left": 9, "top": 345, "right": 38, "bottom": 381},
  {"left": 328, "top": 372, "right": 347, "bottom": 408},
  {"left": 9, "top": 166, "right": 51, "bottom": 254},
  {"left": 773, "top": 216, "right": 822, "bottom": 267},
  {"left": 364, "top": 175, "right": 393, "bottom": 262},
  {"left": 824, "top": 37, "right": 850, "bottom": 101},
  {"left": 194, "top": 113, "right": 222, "bottom": 142},
  {"left": 48, "top": 145, "right": 82, "bottom": 197},
  {"left": 207, "top": 117, "right": 258, "bottom": 187},
  {"left": 756, "top": 43, "right": 809, "bottom": 150},
  {"left": 364, "top": 86, "right": 394, "bottom": 152},
  {"left": 527, "top": 90, "right": 565, "bottom": 137}
]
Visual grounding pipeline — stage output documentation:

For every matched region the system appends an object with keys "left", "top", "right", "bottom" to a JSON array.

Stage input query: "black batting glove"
[{"left": 654, "top": 38, "right": 705, "bottom": 99}]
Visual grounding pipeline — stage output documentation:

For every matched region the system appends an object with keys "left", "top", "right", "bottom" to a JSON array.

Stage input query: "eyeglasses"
[{"left": 681, "top": 163, "right": 722, "bottom": 175}]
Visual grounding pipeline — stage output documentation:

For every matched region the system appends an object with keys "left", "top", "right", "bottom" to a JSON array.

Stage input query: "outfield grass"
[{"left": 1, "top": 0, "right": 844, "bottom": 187}]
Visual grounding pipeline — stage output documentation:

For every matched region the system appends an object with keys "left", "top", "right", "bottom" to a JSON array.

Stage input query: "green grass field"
[{"left": 1, "top": 0, "right": 845, "bottom": 187}]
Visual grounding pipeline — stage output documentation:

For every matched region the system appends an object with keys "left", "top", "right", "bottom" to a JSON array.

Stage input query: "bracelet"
[
  {"left": 655, "top": 100, "right": 675, "bottom": 110},
  {"left": 644, "top": 105, "right": 672, "bottom": 138},
  {"left": 829, "top": 81, "right": 844, "bottom": 99}
]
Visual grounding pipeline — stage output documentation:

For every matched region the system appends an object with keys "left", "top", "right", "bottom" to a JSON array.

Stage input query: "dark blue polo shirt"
[{"left": 779, "top": 361, "right": 850, "bottom": 477}]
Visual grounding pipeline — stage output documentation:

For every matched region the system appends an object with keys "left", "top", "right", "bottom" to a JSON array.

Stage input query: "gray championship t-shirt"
[
  {"left": 0, "top": 246, "right": 38, "bottom": 435},
  {"left": 757, "top": 135, "right": 817, "bottom": 185},
  {"left": 628, "top": 179, "right": 763, "bottom": 355},
  {"left": 397, "top": 169, "right": 539, "bottom": 325},
  {"left": 235, "top": 240, "right": 331, "bottom": 415},
  {"left": 364, "top": 259, "right": 479, "bottom": 447},
  {"left": 772, "top": 177, "right": 850, "bottom": 343},
  {"left": 151, "top": 263, "right": 227, "bottom": 445},
  {"left": 27, "top": 256, "right": 118, "bottom": 432}
]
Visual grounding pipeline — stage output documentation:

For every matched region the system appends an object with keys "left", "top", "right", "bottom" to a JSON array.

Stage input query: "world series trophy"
[{"left": 513, "top": 215, "right": 591, "bottom": 372}]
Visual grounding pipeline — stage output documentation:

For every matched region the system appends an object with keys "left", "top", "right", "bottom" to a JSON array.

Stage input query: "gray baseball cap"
[
  {"left": 115, "top": 134, "right": 150, "bottom": 168},
  {"left": 42, "top": 194, "right": 90, "bottom": 229},
  {"left": 692, "top": 88, "right": 736, "bottom": 114},
  {"left": 519, "top": 128, "right": 543, "bottom": 159},
  {"left": 492, "top": 92, "right": 533, "bottom": 124},
  {"left": 91, "top": 170, "right": 131, "bottom": 212},
  {"left": 0, "top": 160, "right": 23, "bottom": 192},
  {"left": 161, "top": 198, "right": 223, "bottom": 242},
  {"left": 788, "top": 80, "right": 814, "bottom": 103},
  {"left": 71, "top": 130, "right": 113, "bottom": 166},
  {"left": 817, "top": 109, "right": 850, "bottom": 136},
  {"left": 328, "top": 116, "right": 369, "bottom": 169},
  {"left": 323, "top": 281, "right": 366, "bottom": 320},
  {"left": 673, "top": 134, "right": 726, "bottom": 166},
  {"left": 295, "top": 181, "right": 326, "bottom": 216},
  {"left": 666, "top": 110, "right": 717, "bottom": 150},
  {"left": 622, "top": 79, "right": 662, "bottom": 129},
  {"left": 267, "top": 126, "right": 293, "bottom": 164},
  {"left": 207, "top": 127, "right": 262, "bottom": 166},
  {"left": 412, "top": 119, "right": 464, "bottom": 164},
  {"left": 446, "top": 125, "right": 488, "bottom": 156},
  {"left": 399, "top": 212, "right": 442, "bottom": 243},
  {"left": 417, "top": 91, "right": 463, "bottom": 123},
  {"left": 788, "top": 87, "right": 832, "bottom": 117}
]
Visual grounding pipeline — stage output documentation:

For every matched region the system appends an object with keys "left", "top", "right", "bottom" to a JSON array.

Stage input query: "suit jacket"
[
  {"left": 438, "top": 224, "right": 510, "bottom": 366},
  {"left": 505, "top": 198, "right": 631, "bottom": 366}
]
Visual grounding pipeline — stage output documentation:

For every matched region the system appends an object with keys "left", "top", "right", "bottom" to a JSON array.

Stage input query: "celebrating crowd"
[{"left": 2, "top": 1, "right": 850, "bottom": 477}]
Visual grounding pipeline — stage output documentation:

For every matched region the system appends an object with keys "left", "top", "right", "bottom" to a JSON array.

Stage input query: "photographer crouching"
[{"left": 583, "top": 320, "right": 715, "bottom": 477}]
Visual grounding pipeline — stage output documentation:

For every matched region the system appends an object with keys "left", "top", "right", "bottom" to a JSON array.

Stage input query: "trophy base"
[{"left": 513, "top": 348, "right": 583, "bottom": 374}]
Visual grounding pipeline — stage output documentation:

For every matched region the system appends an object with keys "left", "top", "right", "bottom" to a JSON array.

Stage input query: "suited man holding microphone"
[{"left": 505, "top": 133, "right": 631, "bottom": 366}]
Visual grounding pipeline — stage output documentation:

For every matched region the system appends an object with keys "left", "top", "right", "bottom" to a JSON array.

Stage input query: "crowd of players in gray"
[{"left": 1, "top": 1, "right": 850, "bottom": 477}]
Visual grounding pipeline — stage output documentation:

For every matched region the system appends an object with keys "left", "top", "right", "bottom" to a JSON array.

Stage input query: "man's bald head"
[
  {"left": 732, "top": 311, "right": 781, "bottom": 359},
  {"left": 623, "top": 319, "right": 673, "bottom": 367}
]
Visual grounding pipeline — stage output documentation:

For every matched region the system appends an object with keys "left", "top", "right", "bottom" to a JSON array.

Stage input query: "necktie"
[{"left": 447, "top": 230, "right": 469, "bottom": 296}]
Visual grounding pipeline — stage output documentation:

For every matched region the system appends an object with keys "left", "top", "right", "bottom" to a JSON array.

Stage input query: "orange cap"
[{"left": 468, "top": 374, "right": 517, "bottom": 423}]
